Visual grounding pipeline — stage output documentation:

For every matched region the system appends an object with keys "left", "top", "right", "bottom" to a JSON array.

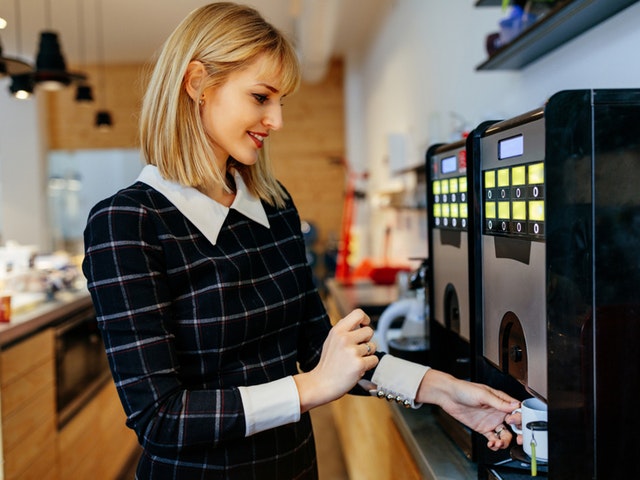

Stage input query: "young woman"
[{"left": 83, "top": 3, "right": 519, "bottom": 478}]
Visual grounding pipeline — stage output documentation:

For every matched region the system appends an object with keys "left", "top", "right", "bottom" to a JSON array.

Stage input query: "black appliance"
[
  {"left": 426, "top": 125, "right": 497, "bottom": 460},
  {"left": 471, "top": 89, "right": 640, "bottom": 479},
  {"left": 55, "top": 304, "right": 111, "bottom": 428}
]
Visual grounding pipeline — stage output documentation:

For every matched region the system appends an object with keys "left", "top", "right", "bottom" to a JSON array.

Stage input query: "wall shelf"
[{"left": 476, "top": 0, "right": 639, "bottom": 70}]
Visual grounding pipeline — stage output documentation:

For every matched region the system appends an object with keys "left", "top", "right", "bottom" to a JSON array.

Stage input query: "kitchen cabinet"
[
  {"left": 324, "top": 280, "right": 477, "bottom": 479},
  {"left": 0, "top": 328, "right": 58, "bottom": 480},
  {"left": 324, "top": 292, "right": 421, "bottom": 480},
  {"left": 58, "top": 381, "right": 137, "bottom": 479},
  {"left": 0, "top": 295, "right": 139, "bottom": 479},
  {"left": 476, "top": 0, "right": 639, "bottom": 70}
]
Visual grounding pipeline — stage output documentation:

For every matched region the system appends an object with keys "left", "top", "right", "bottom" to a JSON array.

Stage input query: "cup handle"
[{"left": 509, "top": 408, "right": 523, "bottom": 434}]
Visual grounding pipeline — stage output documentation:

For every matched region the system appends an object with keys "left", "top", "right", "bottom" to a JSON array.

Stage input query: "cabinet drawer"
[
  {"left": 3, "top": 414, "right": 57, "bottom": 480},
  {"left": 1, "top": 359, "right": 54, "bottom": 419},
  {"left": 2, "top": 369, "right": 56, "bottom": 453},
  {"left": 1, "top": 329, "right": 54, "bottom": 386}
]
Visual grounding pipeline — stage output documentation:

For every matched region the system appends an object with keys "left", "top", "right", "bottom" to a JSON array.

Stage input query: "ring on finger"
[
  {"left": 494, "top": 426, "right": 504, "bottom": 438},
  {"left": 365, "top": 342, "right": 371, "bottom": 355}
]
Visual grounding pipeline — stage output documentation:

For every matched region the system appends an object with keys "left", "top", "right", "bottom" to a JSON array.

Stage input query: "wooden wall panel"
[{"left": 46, "top": 59, "right": 346, "bottom": 256}]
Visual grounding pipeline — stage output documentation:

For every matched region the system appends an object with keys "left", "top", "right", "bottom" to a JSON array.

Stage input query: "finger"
[
  {"left": 361, "top": 354, "right": 379, "bottom": 372},
  {"left": 336, "top": 309, "right": 369, "bottom": 332},
  {"left": 351, "top": 325, "right": 374, "bottom": 344},
  {"left": 481, "top": 385, "right": 521, "bottom": 413},
  {"left": 360, "top": 341, "right": 376, "bottom": 357},
  {"left": 484, "top": 429, "right": 510, "bottom": 451}
]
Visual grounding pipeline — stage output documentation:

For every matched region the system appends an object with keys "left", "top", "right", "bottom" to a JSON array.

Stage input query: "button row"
[{"left": 375, "top": 389, "right": 412, "bottom": 408}]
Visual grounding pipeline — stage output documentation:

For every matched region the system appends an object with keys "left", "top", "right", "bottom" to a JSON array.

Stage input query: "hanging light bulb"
[
  {"left": 5, "top": 0, "right": 35, "bottom": 99},
  {"left": 9, "top": 72, "right": 34, "bottom": 99},
  {"left": 34, "top": 30, "right": 71, "bottom": 90},
  {"left": 95, "top": 110, "right": 113, "bottom": 129},
  {"left": 74, "top": 0, "right": 94, "bottom": 104},
  {"left": 94, "top": 0, "right": 113, "bottom": 130},
  {"left": 1, "top": 0, "right": 33, "bottom": 81},
  {"left": 32, "top": 0, "right": 86, "bottom": 91},
  {"left": 75, "top": 83, "right": 94, "bottom": 102}
]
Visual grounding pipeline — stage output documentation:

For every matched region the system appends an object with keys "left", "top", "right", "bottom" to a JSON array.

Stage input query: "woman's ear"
[{"left": 184, "top": 60, "right": 207, "bottom": 102}]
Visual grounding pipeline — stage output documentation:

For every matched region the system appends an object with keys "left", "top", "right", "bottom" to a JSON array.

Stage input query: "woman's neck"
[{"left": 197, "top": 172, "right": 237, "bottom": 207}]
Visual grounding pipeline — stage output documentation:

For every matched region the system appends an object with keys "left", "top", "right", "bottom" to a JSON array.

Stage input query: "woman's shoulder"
[{"left": 87, "top": 181, "right": 174, "bottom": 227}]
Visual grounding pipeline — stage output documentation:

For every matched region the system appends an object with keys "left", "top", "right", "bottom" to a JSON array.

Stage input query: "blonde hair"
[{"left": 139, "top": 2, "right": 301, "bottom": 207}]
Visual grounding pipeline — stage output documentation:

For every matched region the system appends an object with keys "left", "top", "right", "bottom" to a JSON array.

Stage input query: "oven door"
[{"left": 55, "top": 306, "right": 111, "bottom": 428}]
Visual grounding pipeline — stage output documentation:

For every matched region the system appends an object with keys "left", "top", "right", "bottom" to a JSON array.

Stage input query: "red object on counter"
[{"left": 0, "top": 295, "right": 11, "bottom": 323}]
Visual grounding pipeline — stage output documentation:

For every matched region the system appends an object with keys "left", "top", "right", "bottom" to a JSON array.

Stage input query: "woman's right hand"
[{"left": 294, "top": 309, "right": 379, "bottom": 412}]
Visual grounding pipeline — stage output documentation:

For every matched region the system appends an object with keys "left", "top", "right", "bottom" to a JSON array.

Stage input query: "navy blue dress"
[{"left": 83, "top": 179, "right": 334, "bottom": 479}]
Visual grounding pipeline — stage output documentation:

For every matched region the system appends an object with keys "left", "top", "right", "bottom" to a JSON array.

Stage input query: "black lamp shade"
[
  {"left": 9, "top": 73, "right": 34, "bottom": 99},
  {"left": 34, "top": 31, "right": 72, "bottom": 90},
  {"left": 75, "top": 84, "right": 94, "bottom": 102},
  {"left": 95, "top": 110, "right": 113, "bottom": 129},
  {"left": 36, "top": 31, "right": 67, "bottom": 71}
]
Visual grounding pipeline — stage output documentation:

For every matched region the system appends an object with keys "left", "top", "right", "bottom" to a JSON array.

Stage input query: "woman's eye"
[{"left": 253, "top": 94, "right": 268, "bottom": 104}]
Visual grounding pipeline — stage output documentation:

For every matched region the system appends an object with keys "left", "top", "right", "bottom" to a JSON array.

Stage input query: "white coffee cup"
[{"left": 510, "top": 397, "right": 548, "bottom": 462}]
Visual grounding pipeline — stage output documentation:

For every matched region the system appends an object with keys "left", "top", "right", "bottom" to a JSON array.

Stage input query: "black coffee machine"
[
  {"left": 470, "top": 89, "right": 640, "bottom": 479},
  {"left": 426, "top": 128, "right": 496, "bottom": 460}
]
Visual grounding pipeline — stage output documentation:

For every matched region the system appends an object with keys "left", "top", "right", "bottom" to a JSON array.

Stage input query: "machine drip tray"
[{"left": 510, "top": 445, "right": 548, "bottom": 469}]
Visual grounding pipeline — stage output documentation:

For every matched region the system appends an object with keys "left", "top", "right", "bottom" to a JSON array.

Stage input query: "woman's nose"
[{"left": 263, "top": 104, "right": 283, "bottom": 131}]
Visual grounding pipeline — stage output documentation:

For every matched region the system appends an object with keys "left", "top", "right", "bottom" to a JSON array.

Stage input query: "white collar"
[{"left": 137, "top": 165, "right": 270, "bottom": 245}]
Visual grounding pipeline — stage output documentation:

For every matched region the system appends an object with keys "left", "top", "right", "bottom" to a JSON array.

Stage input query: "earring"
[{"left": 199, "top": 96, "right": 205, "bottom": 106}]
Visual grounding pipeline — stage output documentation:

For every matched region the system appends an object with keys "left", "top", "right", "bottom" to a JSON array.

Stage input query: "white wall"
[
  {"left": 346, "top": 0, "right": 640, "bottom": 261},
  {"left": 0, "top": 89, "right": 50, "bottom": 251}
]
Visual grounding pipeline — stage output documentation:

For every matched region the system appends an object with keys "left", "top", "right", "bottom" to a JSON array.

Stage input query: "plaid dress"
[{"left": 82, "top": 171, "right": 335, "bottom": 479}]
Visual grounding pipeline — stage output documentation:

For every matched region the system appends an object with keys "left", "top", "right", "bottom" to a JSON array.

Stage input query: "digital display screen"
[
  {"left": 499, "top": 135, "right": 524, "bottom": 160},
  {"left": 441, "top": 155, "right": 457, "bottom": 174}
]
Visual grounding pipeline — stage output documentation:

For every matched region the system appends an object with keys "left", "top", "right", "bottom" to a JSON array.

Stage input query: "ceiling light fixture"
[
  {"left": 33, "top": 0, "right": 86, "bottom": 91},
  {"left": 6, "top": 0, "right": 35, "bottom": 99},
  {"left": 9, "top": 72, "right": 34, "bottom": 99},
  {"left": 74, "top": 0, "right": 93, "bottom": 103},
  {"left": 1, "top": 0, "right": 33, "bottom": 80},
  {"left": 0, "top": 37, "right": 32, "bottom": 77},
  {"left": 94, "top": 0, "right": 113, "bottom": 130}
]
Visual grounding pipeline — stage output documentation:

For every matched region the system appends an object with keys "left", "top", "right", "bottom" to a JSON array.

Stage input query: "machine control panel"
[
  {"left": 431, "top": 145, "right": 468, "bottom": 231},
  {"left": 483, "top": 159, "right": 545, "bottom": 240}
]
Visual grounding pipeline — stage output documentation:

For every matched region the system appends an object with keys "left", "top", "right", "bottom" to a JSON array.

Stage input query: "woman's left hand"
[{"left": 416, "top": 369, "right": 520, "bottom": 451}]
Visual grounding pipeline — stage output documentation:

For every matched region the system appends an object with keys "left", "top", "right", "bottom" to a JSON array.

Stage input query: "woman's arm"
[
  {"left": 416, "top": 369, "right": 519, "bottom": 450},
  {"left": 83, "top": 192, "right": 248, "bottom": 454}
]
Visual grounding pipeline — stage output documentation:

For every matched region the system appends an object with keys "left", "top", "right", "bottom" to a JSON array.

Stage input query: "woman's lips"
[{"left": 248, "top": 131, "right": 267, "bottom": 148}]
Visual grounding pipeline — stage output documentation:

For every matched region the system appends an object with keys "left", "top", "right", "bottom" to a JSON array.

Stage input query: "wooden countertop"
[
  {"left": 0, "top": 290, "right": 92, "bottom": 347},
  {"left": 325, "top": 277, "right": 477, "bottom": 479}
]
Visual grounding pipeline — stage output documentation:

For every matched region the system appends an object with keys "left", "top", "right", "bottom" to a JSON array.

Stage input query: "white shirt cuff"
[
  {"left": 365, "top": 355, "right": 430, "bottom": 409},
  {"left": 238, "top": 376, "right": 301, "bottom": 436}
]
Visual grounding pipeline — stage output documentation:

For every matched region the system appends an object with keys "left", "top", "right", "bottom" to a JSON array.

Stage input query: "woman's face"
[{"left": 201, "top": 55, "right": 286, "bottom": 168}]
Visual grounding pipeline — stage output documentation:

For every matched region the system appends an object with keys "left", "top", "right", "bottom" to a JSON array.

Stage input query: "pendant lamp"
[
  {"left": 94, "top": 0, "right": 113, "bottom": 129},
  {"left": 74, "top": 0, "right": 94, "bottom": 103},
  {"left": 9, "top": 72, "right": 34, "bottom": 99},
  {"left": 32, "top": 0, "right": 86, "bottom": 91},
  {"left": 5, "top": 0, "right": 35, "bottom": 99},
  {"left": 0, "top": 37, "right": 32, "bottom": 77}
]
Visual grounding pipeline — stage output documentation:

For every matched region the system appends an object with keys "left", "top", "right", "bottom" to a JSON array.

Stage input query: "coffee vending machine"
[
  {"left": 471, "top": 89, "right": 640, "bottom": 479},
  {"left": 426, "top": 126, "right": 496, "bottom": 460}
]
